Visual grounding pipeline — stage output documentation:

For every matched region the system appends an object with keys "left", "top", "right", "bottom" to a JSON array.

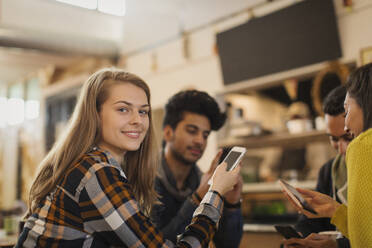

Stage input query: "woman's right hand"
[
  {"left": 209, "top": 162, "right": 241, "bottom": 196},
  {"left": 283, "top": 188, "right": 341, "bottom": 218},
  {"left": 282, "top": 233, "right": 338, "bottom": 248}
]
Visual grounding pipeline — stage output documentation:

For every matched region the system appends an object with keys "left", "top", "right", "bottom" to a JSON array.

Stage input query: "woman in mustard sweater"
[{"left": 283, "top": 63, "right": 372, "bottom": 248}]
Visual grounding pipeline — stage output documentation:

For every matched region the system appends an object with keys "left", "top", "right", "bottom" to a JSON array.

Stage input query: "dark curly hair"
[
  {"left": 323, "top": 85, "right": 346, "bottom": 116},
  {"left": 345, "top": 62, "right": 372, "bottom": 131},
  {"left": 163, "top": 90, "right": 226, "bottom": 131}
]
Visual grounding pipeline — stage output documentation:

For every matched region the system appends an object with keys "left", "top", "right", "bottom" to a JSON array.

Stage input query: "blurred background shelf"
[
  {"left": 219, "top": 130, "right": 328, "bottom": 149},
  {"left": 243, "top": 223, "right": 276, "bottom": 232},
  {"left": 242, "top": 180, "right": 316, "bottom": 193}
]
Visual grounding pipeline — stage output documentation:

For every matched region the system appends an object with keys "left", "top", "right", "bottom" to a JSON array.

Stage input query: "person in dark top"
[
  {"left": 288, "top": 86, "right": 352, "bottom": 248},
  {"left": 151, "top": 90, "right": 244, "bottom": 248}
]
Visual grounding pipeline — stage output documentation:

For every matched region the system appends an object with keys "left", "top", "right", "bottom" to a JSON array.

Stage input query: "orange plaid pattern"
[{"left": 16, "top": 147, "right": 223, "bottom": 248}]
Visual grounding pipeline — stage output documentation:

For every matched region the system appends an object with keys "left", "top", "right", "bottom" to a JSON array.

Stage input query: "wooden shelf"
[
  {"left": 242, "top": 180, "right": 316, "bottom": 194},
  {"left": 219, "top": 130, "right": 328, "bottom": 149},
  {"left": 243, "top": 223, "right": 277, "bottom": 232},
  {"left": 217, "top": 60, "right": 355, "bottom": 94}
]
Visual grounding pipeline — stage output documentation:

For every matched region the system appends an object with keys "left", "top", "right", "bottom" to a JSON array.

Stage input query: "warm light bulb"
[
  {"left": 25, "top": 100, "right": 40, "bottom": 120},
  {"left": 7, "top": 98, "right": 24, "bottom": 126}
]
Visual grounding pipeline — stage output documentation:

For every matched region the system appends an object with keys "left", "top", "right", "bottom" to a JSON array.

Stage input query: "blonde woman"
[{"left": 16, "top": 68, "right": 240, "bottom": 247}]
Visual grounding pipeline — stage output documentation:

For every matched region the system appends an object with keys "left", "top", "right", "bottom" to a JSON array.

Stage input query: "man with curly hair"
[{"left": 151, "top": 90, "right": 243, "bottom": 248}]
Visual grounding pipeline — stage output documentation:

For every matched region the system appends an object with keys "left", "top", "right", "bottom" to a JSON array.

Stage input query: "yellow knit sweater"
[{"left": 331, "top": 128, "right": 372, "bottom": 247}]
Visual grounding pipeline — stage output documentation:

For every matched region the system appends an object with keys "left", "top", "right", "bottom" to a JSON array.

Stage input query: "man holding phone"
[
  {"left": 151, "top": 90, "right": 243, "bottom": 248},
  {"left": 284, "top": 86, "right": 351, "bottom": 248}
]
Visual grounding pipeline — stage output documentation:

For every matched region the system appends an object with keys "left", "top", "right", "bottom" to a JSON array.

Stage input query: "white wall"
[
  {"left": 122, "top": 0, "right": 372, "bottom": 171},
  {"left": 335, "top": 0, "right": 372, "bottom": 62}
]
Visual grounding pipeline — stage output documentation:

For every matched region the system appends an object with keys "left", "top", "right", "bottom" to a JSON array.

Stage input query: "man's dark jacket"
[{"left": 151, "top": 154, "right": 243, "bottom": 248}]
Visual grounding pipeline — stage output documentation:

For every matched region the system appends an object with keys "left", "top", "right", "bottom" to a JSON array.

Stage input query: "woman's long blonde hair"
[{"left": 28, "top": 68, "right": 158, "bottom": 216}]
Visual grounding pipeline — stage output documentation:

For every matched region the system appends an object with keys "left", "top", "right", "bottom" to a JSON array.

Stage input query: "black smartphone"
[
  {"left": 279, "top": 179, "right": 318, "bottom": 215},
  {"left": 274, "top": 225, "right": 302, "bottom": 239}
]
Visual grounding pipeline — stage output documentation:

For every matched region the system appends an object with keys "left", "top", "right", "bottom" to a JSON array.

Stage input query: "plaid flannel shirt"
[{"left": 16, "top": 147, "right": 223, "bottom": 248}]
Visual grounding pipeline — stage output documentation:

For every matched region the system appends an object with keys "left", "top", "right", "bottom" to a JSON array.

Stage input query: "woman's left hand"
[{"left": 283, "top": 188, "right": 341, "bottom": 218}]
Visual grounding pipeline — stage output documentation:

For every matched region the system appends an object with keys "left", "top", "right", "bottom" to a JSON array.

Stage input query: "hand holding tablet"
[{"left": 279, "top": 179, "right": 317, "bottom": 215}]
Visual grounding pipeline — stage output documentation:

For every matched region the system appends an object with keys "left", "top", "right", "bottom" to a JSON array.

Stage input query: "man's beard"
[{"left": 170, "top": 147, "right": 197, "bottom": 166}]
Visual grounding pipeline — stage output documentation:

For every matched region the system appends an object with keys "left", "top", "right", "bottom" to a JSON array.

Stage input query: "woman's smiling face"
[
  {"left": 344, "top": 92, "right": 364, "bottom": 138},
  {"left": 98, "top": 81, "right": 150, "bottom": 161}
]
